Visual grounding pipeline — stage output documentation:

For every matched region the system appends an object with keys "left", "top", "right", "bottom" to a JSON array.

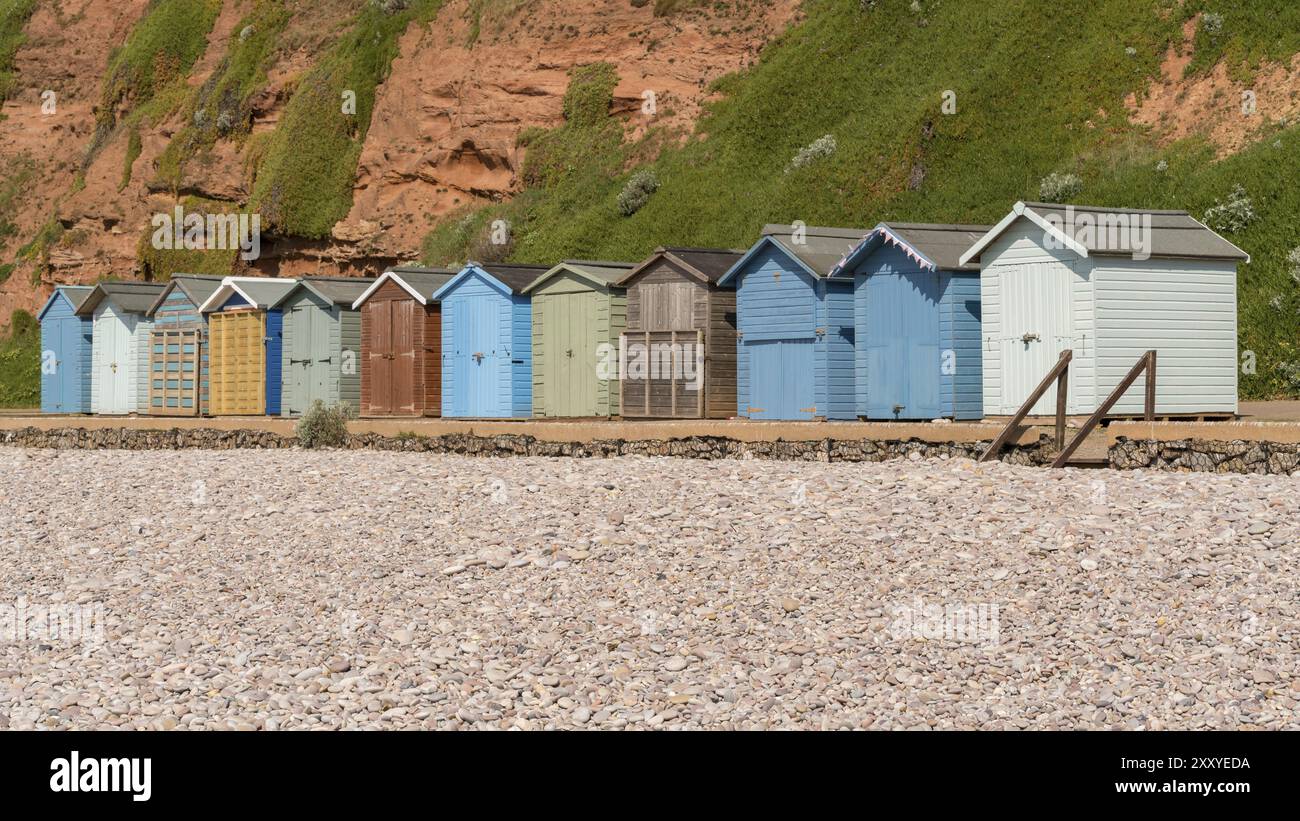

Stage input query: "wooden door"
[
  {"left": 999, "top": 262, "right": 1073, "bottom": 415},
  {"left": 94, "top": 311, "right": 129, "bottom": 415},
  {"left": 863, "top": 271, "right": 941, "bottom": 419},
  {"left": 148, "top": 328, "right": 201, "bottom": 416},
  {"left": 209, "top": 311, "right": 266, "bottom": 415},
  {"left": 391, "top": 300, "right": 417, "bottom": 414}
]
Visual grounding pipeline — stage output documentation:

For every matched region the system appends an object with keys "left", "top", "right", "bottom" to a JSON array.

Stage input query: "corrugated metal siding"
[{"left": 1092, "top": 258, "right": 1237, "bottom": 414}]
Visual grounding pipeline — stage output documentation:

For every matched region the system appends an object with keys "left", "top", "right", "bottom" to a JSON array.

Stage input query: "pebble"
[{"left": 1, "top": 448, "right": 1296, "bottom": 730}]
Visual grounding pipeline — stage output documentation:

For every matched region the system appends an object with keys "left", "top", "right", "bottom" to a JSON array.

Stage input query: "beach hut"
[
  {"left": 350, "top": 266, "right": 457, "bottom": 417},
  {"left": 959, "top": 202, "right": 1249, "bottom": 417},
  {"left": 829, "top": 223, "right": 989, "bottom": 420},
  {"left": 273, "top": 276, "right": 375, "bottom": 417},
  {"left": 431, "top": 262, "right": 549, "bottom": 419},
  {"left": 76, "top": 282, "right": 167, "bottom": 415},
  {"left": 144, "top": 274, "right": 225, "bottom": 416},
  {"left": 198, "top": 277, "right": 298, "bottom": 416},
  {"left": 718, "top": 225, "right": 863, "bottom": 420},
  {"left": 38, "top": 285, "right": 94, "bottom": 414},
  {"left": 522, "top": 260, "right": 634, "bottom": 418},
  {"left": 614, "top": 247, "right": 743, "bottom": 419}
]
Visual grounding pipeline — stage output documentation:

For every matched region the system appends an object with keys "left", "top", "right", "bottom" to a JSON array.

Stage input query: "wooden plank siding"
[
  {"left": 621, "top": 256, "right": 735, "bottom": 419},
  {"left": 148, "top": 288, "right": 208, "bottom": 416},
  {"left": 208, "top": 311, "right": 266, "bottom": 415},
  {"left": 359, "top": 277, "right": 442, "bottom": 417}
]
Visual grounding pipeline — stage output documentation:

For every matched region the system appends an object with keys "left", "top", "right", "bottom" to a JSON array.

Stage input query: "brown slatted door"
[
  {"left": 392, "top": 300, "right": 417, "bottom": 415},
  {"left": 368, "top": 301, "right": 394, "bottom": 415}
]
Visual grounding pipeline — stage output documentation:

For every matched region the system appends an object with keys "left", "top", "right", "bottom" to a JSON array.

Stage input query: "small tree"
[{"left": 296, "top": 400, "right": 355, "bottom": 448}]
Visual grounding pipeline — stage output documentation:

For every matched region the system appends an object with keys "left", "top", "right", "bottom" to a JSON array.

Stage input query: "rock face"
[
  {"left": 2, "top": 446, "right": 1298, "bottom": 730},
  {"left": 0, "top": 0, "right": 799, "bottom": 329}
]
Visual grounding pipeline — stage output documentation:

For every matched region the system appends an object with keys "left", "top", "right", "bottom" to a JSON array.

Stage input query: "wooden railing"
[
  {"left": 979, "top": 349, "right": 1072, "bottom": 462},
  {"left": 1050, "top": 350, "right": 1156, "bottom": 468}
]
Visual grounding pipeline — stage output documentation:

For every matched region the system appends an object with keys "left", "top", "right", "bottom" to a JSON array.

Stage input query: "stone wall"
[
  {"left": 0, "top": 425, "right": 1056, "bottom": 464},
  {"left": 1110, "top": 436, "right": 1300, "bottom": 475},
  {"left": 5, "top": 426, "right": 1298, "bottom": 474}
]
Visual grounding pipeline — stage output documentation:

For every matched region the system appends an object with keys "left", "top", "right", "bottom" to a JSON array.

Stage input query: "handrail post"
[
  {"left": 1051, "top": 349, "right": 1157, "bottom": 468},
  {"left": 1054, "top": 362, "right": 1069, "bottom": 449},
  {"left": 979, "top": 349, "right": 1072, "bottom": 462}
]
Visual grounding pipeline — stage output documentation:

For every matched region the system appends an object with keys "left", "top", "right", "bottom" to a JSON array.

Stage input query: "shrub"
[
  {"left": 1038, "top": 171, "right": 1083, "bottom": 202},
  {"left": 295, "top": 400, "right": 355, "bottom": 448},
  {"left": 617, "top": 169, "right": 660, "bottom": 216},
  {"left": 786, "top": 134, "right": 836, "bottom": 173},
  {"left": 1201, "top": 13, "right": 1224, "bottom": 39},
  {"left": 1288, "top": 246, "right": 1300, "bottom": 285},
  {"left": 1203, "top": 184, "right": 1256, "bottom": 233}
]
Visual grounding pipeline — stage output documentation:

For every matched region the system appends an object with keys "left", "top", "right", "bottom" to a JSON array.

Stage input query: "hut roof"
[
  {"left": 616, "top": 247, "right": 745, "bottom": 286},
  {"left": 198, "top": 277, "right": 299, "bottom": 312},
  {"left": 146, "top": 274, "right": 226, "bottom": 316},
  {"left": 75, "top": 281, "right": 168, "bottom": 317},
  {"left": 276, "top": 276, "right": 377, "bottom": 308},
  {"left": 959, "top": 201, "right": 1251, "bottom": 266},
  {"left": 351, "top": 267, "right": 459, "bottom": 308},
  {"left": 830, "top": 222, "right": 993, "bottom": 276},
  {"left": 717, "top": 225, "right": 869, "bottom": 285},
  {"left": 431, "top": 262, "right": 552, "bottom": 300},
  {"left": 38, "top": 285, "right": 94, "bottom": 320},
  {"left": 521, "top": 260, "right": 636, "bottom": 293}
]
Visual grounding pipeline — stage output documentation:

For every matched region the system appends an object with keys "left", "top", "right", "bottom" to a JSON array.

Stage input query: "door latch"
[
  {"left": 1021, "top": 332, "right": 1041, "bottom": 344},
  {"left": 893, "top": 404, "right": 905, "bottom": 414},
  {"left": 565, "top": 349, "right": 574, "bottom": 358},
  {"left": 473, "top": 352, "right": 485, "bottom": 363}
]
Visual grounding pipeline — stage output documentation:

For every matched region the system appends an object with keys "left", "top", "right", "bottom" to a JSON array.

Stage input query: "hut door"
[
  {"left": 52, "top": 318, "right": 79, "bottom": 412},
  {"left": 210, "top": 311, "right": 266, "bottom": 415},
  {"left": 550, "top": 294, "right": 598, "bottom": 416},
  {"left": 390, "top": 300, "right": 418, "bottom": 414},
  {"left": 95, "top": 312, "right": 129, "bottom": 414},
  {"left": 999, "top": 263, "right": 1073, "bottom": 415},
  {"left": 367, "top": 302, "right": 393, "bottom": 415},
  {"left": 864, "top": 271, "right": 941, "bottom": 419},
  {"left": 746, "top": 338, "right": 815, "bottom": 420},
  {"left": 455, "top": 297, "right": 499, "bottom": 417},
  {"left": 149, "top": 329, "right": 201, "bottom": 416}
]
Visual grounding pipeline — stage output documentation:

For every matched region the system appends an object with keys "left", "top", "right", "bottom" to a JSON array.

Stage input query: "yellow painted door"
[{"left": 209, "top": 311, "right": 266, "bottom": 415}]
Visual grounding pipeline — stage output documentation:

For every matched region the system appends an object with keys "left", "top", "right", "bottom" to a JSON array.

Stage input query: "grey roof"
[
  {"left": 618, "top": 247, "right": 745, "bottom": 285},
  {"left": 148, "top": 274, "right": 226, "bottom": 315},
  {"left": 476, "top": 263, "right": 552, "bottom": 294},
  {"left": 232, "top": 278, "right": 299, "bottom": 309},
  {"left": 760, "top": 224, "right": 872, "bottom": 277},
  {"left": 835, "top": 223, "right": 993, "bottom": 274},
  {"left": 388, "top": 266, "right": 458, "bottom": 299},
  {"left": 60, "top": 285, "right": 95, "bottom": 311},
  {"left": 295, "top": 276, "right": 378, "bottom": 307},
  {"left": 560, "top": 260, "right": 637, "bottom": 284},
  {"left": 76, "top": 281, "right": 168, "bottom": 316},
  {"left": 522, "top": 260, "right": 637, "bottom": 294},
  {"left": 1024, "top": 202, "right": 1248, "bottom": 259}
]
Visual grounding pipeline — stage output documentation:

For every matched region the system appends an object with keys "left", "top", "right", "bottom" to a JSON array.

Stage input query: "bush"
[
  {"left": 296, "top": 400, "right": 355, "bottom": 448},
  {"left": 1038, "top": 171, "right": 1083, "bottom": 202},
  {"left": 1289, "top": 246, "right": 1300, "bottom": 285},
  {"left": 786, "top": 134, "right": 836, "bottom": 173},
  {"left": 617, "top": 169, "right": 659, "bottom": 216},
  {"left": 1203, "top": 184, "right": 1256, "bottom": 233}
]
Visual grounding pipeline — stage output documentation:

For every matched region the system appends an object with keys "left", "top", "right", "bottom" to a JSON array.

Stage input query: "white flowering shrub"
[
  {"left": 787, "top": 134, "right": 837, "bottom": 173},
  {"left": 1203, "top": 185, "right": 1256, "bottom": 233},
  {"left": 1038, "top": 171, "right": 1083, "bottom": 202},
  {"left": 1201, "top": 13, "right": 1224, "bottom": 39},
  {"left": 617, "top": 169, "right": 660, "bottom": 217},
  {"left": 1288, "top": 246, "right": 1300, "bottom": 285}
]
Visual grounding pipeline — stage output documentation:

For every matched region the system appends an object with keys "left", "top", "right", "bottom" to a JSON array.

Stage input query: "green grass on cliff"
[
  {"left": 0, "top": 0, "right": 37, "bottom": 105},
  {"left": 0, "top": 308, "right": 38, "bottom": 408},
  {"left": 420, "top": 0, "right": 1300, "bottom": 400},
  {"left": 249, "top": 0, "right": 445, "bottom": 239}
]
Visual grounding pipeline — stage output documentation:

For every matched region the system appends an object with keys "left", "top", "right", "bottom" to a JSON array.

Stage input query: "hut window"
[{"left": 642, "top": 282, "right": 694, "bottom": 331}]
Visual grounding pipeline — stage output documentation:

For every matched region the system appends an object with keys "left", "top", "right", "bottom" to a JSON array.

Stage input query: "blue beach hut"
[
  {"left": 38, "top": 285, "right": 94, "bottom": 414},
  {"left": 431, "top": 262, "right": 548, "bottom": 418},
  {"left": 718, "top": 225, "right": 863, "bottom": 420},
  {"left": 830, "top": 222, "right": 989, "bottom": 420}
]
